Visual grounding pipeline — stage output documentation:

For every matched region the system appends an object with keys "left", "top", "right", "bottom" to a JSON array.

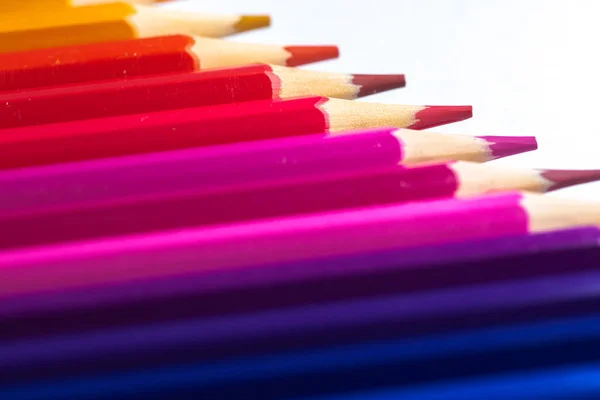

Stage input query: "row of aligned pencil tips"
[{"left": 0, "top": 0, "right": 599, "bottom": 399}]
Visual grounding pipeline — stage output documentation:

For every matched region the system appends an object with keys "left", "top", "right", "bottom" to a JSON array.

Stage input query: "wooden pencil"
[
  {"left": 0, "top": 65, "right": 404, "bottom": 128},
  {"left": 1, "top": 270, "right": 600, "bottom": 390},
  {"left": 0, "top": 129, "right": 536, "bottom": 216},
  {"left": 1, "top": 162, "right": 597, "bottom": 251},
  {"left": 0, "top": 3, "right": 271, "bottom": 52},
  {"left": 2, "top": 307, "right": 595, "bottom": 398},
  {"left": 324, "top": 363, "right": 600, "bottom": 400},
  {"left": 0, "top": 0, "right": 168, "bottom": 11},
  {"left": 0, "top": 191, "right": 599, "bottom": 298},
  {"left": 0, "top": 36, "right": 339, "bottom": 92},
  {"left": 0, "top": 226, "right": 596, "bottom": 341},
  {"left": 0, "top": 98, "right": 472, "bottom": 170}
]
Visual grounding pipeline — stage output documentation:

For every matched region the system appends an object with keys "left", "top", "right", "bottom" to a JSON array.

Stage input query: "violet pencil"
[{"left": 0, "top": 227, "right": 597, "bottom": 341}]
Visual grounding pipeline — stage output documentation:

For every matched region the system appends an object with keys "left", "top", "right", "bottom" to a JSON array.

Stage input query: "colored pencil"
[
  {"left": 0, "top": 227, "right": 597, "bottom": 340},
  {"left": 0, "top": 65, "right": 405, "bottom": 128},
  {"left": 1, "top": 0, "right": 169, "bottom": 11},
  {"left": 1, "top": 274, "right": 600, "bottom": 391},
  {"left": 2, "top": 162, "right": 597, "bottom": 251},
  {"left": 0, "top": 128, "right": 536, "bottom": 216},
  {"left": 309, "top": 362, "right": 600, "bottom": 400},
  {"left": 0, "top": 191, "right": 598, "bottom": 297},
  {"left": 0, "top": 3, "right": 271, "bottom": 52},
  {"left": 0, "top": 97, "right": 472, "bottom": 170},
  {"left": 0, "top": 36, "right": 340, "bottom": 92}
]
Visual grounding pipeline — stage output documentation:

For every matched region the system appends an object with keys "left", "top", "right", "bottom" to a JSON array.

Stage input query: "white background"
[{"left": 162, "top": 0, "right": 600, "bottom": 200}]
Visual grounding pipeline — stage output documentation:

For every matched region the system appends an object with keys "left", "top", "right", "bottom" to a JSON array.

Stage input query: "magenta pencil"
[
  {"left": 2, "top": 160, "right": 596, "bottom": 251},
  {"left": 0, "top": 128, "right": 537, "bottom": 216},
  {"left": 0, "top": 191, "right": 598, "bottom": 298}
]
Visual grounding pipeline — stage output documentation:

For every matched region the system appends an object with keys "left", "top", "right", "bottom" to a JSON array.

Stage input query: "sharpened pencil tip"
[
  {"left": 541, "top": 169, "right": 600, "bottom": 191},
  {"left": 283, "top": 46, "right": 340, "bottom": 66},
  {"left": 352, "top": 74, "right": 406, "bottom": 97},
  {"left": 234, "top": 15, "right": 272, "bottom": 33},
  {"left": 409, "top": 106, "right": 472, "bottom": 129},
  {"left": 478, "top": 136, "right": 538, "bottom": 160}
]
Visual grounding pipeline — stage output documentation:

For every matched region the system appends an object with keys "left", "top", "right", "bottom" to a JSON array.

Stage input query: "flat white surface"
[{"left": 162, "top": 0, "right": 600, "bottom": 200}]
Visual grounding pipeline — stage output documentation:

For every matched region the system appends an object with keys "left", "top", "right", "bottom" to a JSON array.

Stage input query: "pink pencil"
[
  {"left": 0, "top": 162, "right": 598, "bottom": 251},
  {"left": 0, "top": 191, "right": 597, "bottom": 298},
  {"left": 0, "top": 128, "right": 537, "bottom": 216}
]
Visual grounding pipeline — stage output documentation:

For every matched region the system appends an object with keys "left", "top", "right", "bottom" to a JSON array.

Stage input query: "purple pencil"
[
  {"left": 0, "top": 127, "right": 536, "bottom": 216},
  {"left": 0, "top": 191, "right": 598, "bottom": 298},
  {"left": 0, "top": 227, "right": 597, "bottom": 341},
  {"left": 1, "top": 264, "right": 600, "bottom": 385}
]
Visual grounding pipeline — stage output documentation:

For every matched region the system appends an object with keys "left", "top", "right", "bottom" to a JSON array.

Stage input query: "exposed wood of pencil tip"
[
  {"left": 189, "top": 37, "right": 339, "bottom": 69},
  {"left": 322, "top": 99, "right": 472, "bottom": 132},
  {"left": 0, "top": 4, "right": 271, "bottom": 44},
  {"left": 392, "top": 130, "right": 536, "bottom": 165},
  {"left": 522, "top": 192, "right": 600, "bottom": 233},
  {"left": 271, "top": 66, "right": 405, "bottom": 100},
  {"left": 455, "top": 164, "right": 600, "bottom": 197},
  {"left": 129, "top": 6, "right": 271, "bottom": 38},
  {"left": 449, "top": 160, "right": 600, "bottom": 197},
  {"left": 449, "top": 162, "right": 555, "bottom": 197}
]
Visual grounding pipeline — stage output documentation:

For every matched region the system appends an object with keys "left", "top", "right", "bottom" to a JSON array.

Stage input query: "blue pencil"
[
  {"left": 3, "top": 287, "right": 600, "bottom": 398},
  {"left": 304, "top": 362, "right": 600, "bottom": 400}
]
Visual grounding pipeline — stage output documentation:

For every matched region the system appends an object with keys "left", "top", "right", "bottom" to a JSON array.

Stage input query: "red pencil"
[
  {"left": 0, "top": 97, "right": 472, "bottom": 170},
  {"left": 0, "top": 35, "right": 340, "bottom": 92},
  {"left": 0, "top": 162, "right": 596, "bottom": 251},
  {"left": 0, "top": 65, "right": 405, "bottom": 128}
]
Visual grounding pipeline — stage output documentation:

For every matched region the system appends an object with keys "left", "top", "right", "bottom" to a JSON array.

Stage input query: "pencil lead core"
[
  {"left": 409, "top": 105, "right": 472, "bottom": 129},
  {"left": 478, "top": 136, "right": 538, "bottom": 159},
  {"left": 283, "top": 46, "right": 340, "bottom": 66},
  {"left": 234, "top": 15, "right": 272, "bottom": 33},
  {"left": 353, "top": 74, "right": 406, "bottom": 97},
  {"left": 541, "top": 169, "right": 600, "bottom": 191}
]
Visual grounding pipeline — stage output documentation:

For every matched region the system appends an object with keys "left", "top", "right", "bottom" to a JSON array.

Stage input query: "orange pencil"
[
  {"left": 0, "top": 35, "right": 339, "bottom": 92},
  {"left": 0, "top": 0, "right": 168, "bottom": 11},
  {"left": 0, "top": 3, "right": 270, "bottom": 52}
]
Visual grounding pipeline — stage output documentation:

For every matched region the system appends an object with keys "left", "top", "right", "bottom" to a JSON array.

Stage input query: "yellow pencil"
[{"left": 0, "top": 2, "right": 270, "bottom": 52}]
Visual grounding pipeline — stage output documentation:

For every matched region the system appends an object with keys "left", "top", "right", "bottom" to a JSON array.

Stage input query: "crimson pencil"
[
  {"left": 0, "top": 128, "right": 536, "bottom": 216},
  {"left": 0, "top": 191, "right": 598, "bottom": 297},
  {"left": 0, "top": 35, "right": 340, "bottom": 92},
  {"left": 0, "top": 162, "right": 595, "bottom": 251},
  {"left": 0, "top": 97, "right": 472, "bottom": 170},
  {"left": 0, "top": 65, "right": 405, "bottom": 128},
  {"left": 0, "top": 227, "right": 596, "bottom": 341}
]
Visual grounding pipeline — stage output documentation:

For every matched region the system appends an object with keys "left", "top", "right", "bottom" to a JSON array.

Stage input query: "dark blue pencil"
[
  {"left": 3, "top": 310, "right": 600, "bottom": 399},
  {"left": 2, "top": 269, "right": 600, "bottom": 391}
]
